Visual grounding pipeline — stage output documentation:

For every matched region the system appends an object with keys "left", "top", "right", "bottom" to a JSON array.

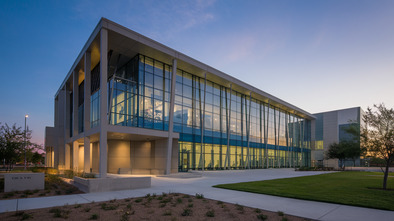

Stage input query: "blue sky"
[{"left": 1, "top": 0, "right": 393, "bottom": 145}]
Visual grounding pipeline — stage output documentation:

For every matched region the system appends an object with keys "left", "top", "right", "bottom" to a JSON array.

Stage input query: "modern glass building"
[
  {"left": 311, "top": 107, "right": 364, "bottom": 168},
  {"left": 45, "top": 18, "right": 315, "bottom": 177}
]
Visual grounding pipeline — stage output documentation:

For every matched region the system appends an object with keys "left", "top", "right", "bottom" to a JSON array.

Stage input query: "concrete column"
[
  {"left": 84, "top": 137, "right": 90, "bottom": 173},
  {"left": 84, "top": 52, "right": 91, "bottom": 131},
  {"left": 73, "top": 141, "right": 79, "bottom": 172},
  {"left": 64, "top": 86, "right": 70, "bottom": 139},
  {"left": 165, "top": 59, "right": 177, "bottom": 174},
  {"left": 65, "top": 143, "right": 71, "bottom": 169},
  {"left": 99, "top": 28, "right": 108, "bottom": 177},
  {"left": 73, "top": 71, "right": 79, "bottom": 136}
]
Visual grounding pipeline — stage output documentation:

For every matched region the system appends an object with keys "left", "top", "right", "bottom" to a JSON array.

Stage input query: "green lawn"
[{"left": 213, "top": 171, "right": 394, "bottom": 211}]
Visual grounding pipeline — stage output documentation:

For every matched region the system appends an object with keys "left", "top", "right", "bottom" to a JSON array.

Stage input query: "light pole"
[{"left": 24, "top": 114, "right": 28, "bottom": 170}]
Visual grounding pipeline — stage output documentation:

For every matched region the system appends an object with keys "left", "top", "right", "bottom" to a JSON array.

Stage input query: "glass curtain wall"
[{"left": 106, "top": 53, "right": 311, "bottom": 171}]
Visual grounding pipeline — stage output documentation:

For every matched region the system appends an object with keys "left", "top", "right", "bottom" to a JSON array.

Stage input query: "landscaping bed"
[
  {"left": 0, "top": 174, "right": 82, "bottom": 200},
  {"left": 0, "top": 193, "right": 309, "bottom": 220}
]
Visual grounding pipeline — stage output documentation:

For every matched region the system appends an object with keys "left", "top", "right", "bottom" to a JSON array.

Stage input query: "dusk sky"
[{"left": 1, "top": 0, "right": 393, "bottom": 145}]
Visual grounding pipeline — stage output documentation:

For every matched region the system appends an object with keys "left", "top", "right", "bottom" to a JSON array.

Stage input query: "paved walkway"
[{"left": 1, "top": 169, "right": 393, "bottom": 221}]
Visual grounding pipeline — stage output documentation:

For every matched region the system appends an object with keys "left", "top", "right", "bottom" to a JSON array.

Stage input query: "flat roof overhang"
[{"left": 56, "top": 18, "right": 315, "bottom": 120}]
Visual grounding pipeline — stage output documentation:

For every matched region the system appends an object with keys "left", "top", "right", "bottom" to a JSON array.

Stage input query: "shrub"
[
  {"left": 187, "top": 203, "right": 193, "bottom": 208},
  {"left": 255, "top": 208, "right": 262, "bottom": 213},
  {"left": 21, "top": 212, "right": 33, "bottom": 220},
  {"left": 257, "top": 214, "right": 268, "bottom": 220},
  {"left": 134, "top": 198, "right": 143, "bottom": 203},
  {"left": 163, "top": 210, "right": 172, "bottom": 216},
  {"left": 49, "top": 208, "right": 70, "bottom": 218},
  {"left": 181, "top": 208, "right": 192, "bottom": 216},
  {"left": 100, "top": 203, "right": 119, "bottom": 210},
  {"left": 89, "top": 214, "right": 99, "bottom": 220},
  {"left": 63, "top": 170, "right": 75, "bottom": 179},
  {"left": 205, "top": 209, "right": 215, "bottom": 217},
  {"left": 277, "top": 211, "right": 284, "bottom": 216},
  {"left": 195, "top": 193, "right": 204, "bottom": 199}
]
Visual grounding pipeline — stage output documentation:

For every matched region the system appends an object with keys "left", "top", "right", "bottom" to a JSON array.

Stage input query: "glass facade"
[{"left": 106, "top": 54, "right": 311, "bottom": 171}]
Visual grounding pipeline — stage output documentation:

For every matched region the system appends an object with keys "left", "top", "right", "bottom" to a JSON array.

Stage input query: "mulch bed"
[{"left": 0, "top": 193, "right": 313, "bottom": 220}]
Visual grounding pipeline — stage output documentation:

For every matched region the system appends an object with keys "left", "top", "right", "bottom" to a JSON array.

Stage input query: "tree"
[
  {"left": 326, "top": 122, "right": 365, "bottom": 169},
  {"left": 362, "top": 104, "right": 394, "bottom": 190},
  {"left": 0, "top": 123, "right": 25, "bottom": 169},
  {"left": 326, "top": 142, "right": 346, "bottom": 169},
  {"left": 326, "top": 141, "right": 361, "bottom": 170}
]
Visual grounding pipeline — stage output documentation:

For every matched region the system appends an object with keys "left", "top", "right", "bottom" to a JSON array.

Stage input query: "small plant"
[
  {"left": 89, "top": 214, "right": 99, "bottom": 220},
  {"left": 120, "top": 212, "right": 130, "bottom": 221},
  {"left": 188, "top": 198, "right": 193, "bottom": 203},
  {"left": 217, "top": 201, "right": 223, "bottom": 205},
  {"left": 257, "top": 214, "right": 268, "bottom": 220},
  {"left": 187, "top": 203, "right": 193, "bottom": 208},
  {"left": 181, "top": 208, "right": 192, "bottom": 216},
  {"left": 145, "top": 193, "right": 151, "bottom": 198},
  {"left": 134, "top": 198, "right": 143, "bottom": 203},
  {"left": 3, "top": 192, "right": 15, "bottom": 198},
  {"left": 236, "top": 204, "right": 244, "bottom": 211},
  {"left": 160, "top": 197, "right": 171, "bottom": 204},
  {"left": 49, "top": 208, "right": 70, "bottom": 218},
  {"left": 24, "top": 190, "right": 33, "bottom": 195},
  {"left": 159, "top": 203, "right": 166, "bottom": 208},
  {"left": 163, "top": 210, "right": 172, "bottom": 216},
  {"left": 126, "top": 203, "right": 132, "bottom": 209},
  {"left": 281, "top": 217, "right": 288, "bottom": 221},
  {"left": 205, "top": 209, "right": 215, "bottom": 217},
  {"left": 74, "top": 204, "right": 81, "bottom": 208},
  {"left": 125, "top": 198, "right": 131, "bottom": 202},
  {"left": 176, "top": 198, "right": 183, "bottom": 204},
  {"left": 182, "top": 194, "right": 190, "bottom": 198},
  {"left": 100, "top": 202, "right": 119, "bottom": 210},
  {"left": 254, "top": 208, "right": 262, "bottom": 213},
  {"left": 84, "top": 207, "right": 91, "bottom": 212},
  {"left": 162, "top": 192, "right": 167, "bottom": 197},
  {"left": 277, "top": 211, "right": 284, "bottom": 216},
  {"left": 195, "top": 193, "right": 204, "bottom": 199},
  {"left": 157, "top": 196, "right": 163, "bottom": 200},
  {"left": 152, "top": 193, "right": 157, "bottom": 198},
  {"left": 21, "top": 212, "right": 33, "bottom": 220},
  {"left": 33, "top": 189, "right": 39, "bottom": 193}
]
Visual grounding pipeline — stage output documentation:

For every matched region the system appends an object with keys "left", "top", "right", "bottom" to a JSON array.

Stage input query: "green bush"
[
  {"left": 181, "top": 208, "right": 192, "bottom": 216},
  {"left": 63, "top": 170, "right": 75, "bottom": 179},
  {"left": 195, "top": 193, "right": 204, "bottom": 199},
  {"left": 205, "top": 209, "right": 215, "bottom": 217},
  {"left": 257, "top": 214, "right": 268, "bottom": 220},
  {"left": 89, "top": 214, "right": 99, "bottom": 220}
]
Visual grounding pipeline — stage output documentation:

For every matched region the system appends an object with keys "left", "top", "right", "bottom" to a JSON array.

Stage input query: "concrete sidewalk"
[{"left": 1, "top": 169, "right": 393, "bottom": 221}]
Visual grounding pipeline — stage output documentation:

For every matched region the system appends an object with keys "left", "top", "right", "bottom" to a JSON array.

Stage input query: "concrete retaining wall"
[{"left": 73, "top": 176, "right": 151, "bottom": 193}]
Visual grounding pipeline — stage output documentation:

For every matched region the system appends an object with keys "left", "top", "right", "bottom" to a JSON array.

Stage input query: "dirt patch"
[
  {"left": 0, "top": 193, "right": 313, "bottom": 221},
  {"left": 0, "top": 175, "right": 82, "bottom": 200}
]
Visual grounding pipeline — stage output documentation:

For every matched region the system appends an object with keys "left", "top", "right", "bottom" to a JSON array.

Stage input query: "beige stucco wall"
[
  {"left": 107, "top": 140, "right": 131, "bottom": 174},
  {"left": 92, "top": 142, "right": 99, "bottom": 173},
  {"left": 78, "top": 145, "right": 84, "bottom": 171}
]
